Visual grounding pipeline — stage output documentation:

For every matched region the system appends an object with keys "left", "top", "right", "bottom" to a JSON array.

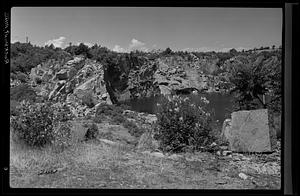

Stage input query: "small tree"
[
  {"left": 228, "top": 54, "right": 281, "bottom": 111},
  {"left": 161, "top": 47, "right": 173, "bottom": 56},
  {"left": 229, "top": 48, "right": 238, "bottom": 55},
  {"left": 74, "top": 43, "right": 92, "bottom": 58}
]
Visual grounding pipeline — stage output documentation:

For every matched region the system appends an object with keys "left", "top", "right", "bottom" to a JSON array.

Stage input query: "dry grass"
[{"left": 9, "top": 123, "right": 281, "bottom": 189}]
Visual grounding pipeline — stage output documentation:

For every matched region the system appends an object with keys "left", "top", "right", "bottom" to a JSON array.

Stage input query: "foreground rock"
[{"left": 222, "top": 109, "right": 272, "bottom": 152}]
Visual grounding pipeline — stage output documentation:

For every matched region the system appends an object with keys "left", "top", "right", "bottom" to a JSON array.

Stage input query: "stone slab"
[{"left": 227, "top": 109, "right": 271, "bottom": 152}]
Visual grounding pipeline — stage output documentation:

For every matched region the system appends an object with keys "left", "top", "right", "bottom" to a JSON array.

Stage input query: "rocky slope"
[
  {"left": 10, "top": 47, "right": 282, "bottom": 118},
  {"left": 27, "top": 56, "right": 112, "bottom": 117}
]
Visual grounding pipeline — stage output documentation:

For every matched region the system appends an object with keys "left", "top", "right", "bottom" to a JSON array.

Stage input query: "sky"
[{"left": 11, "top": 7, "right": 282, "bottom": 52}]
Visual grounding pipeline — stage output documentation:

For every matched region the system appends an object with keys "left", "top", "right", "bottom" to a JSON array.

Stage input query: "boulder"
[
  {"left": 73, "top": 74, "right": 111, "bottom": 104},
  {"left": 225, "top": 109, "right": 272, "bottom": 152}
]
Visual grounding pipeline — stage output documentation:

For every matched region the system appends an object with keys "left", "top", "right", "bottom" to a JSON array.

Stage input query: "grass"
[{"left": 9, "top": 121, "right": 281, "bottom": 189}]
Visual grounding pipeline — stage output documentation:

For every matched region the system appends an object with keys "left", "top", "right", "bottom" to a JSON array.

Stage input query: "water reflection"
[{"left": 120, "top": 93, "right": 235, "bottom": 123}]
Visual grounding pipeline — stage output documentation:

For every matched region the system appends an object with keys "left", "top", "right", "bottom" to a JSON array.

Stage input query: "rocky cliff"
[{"left": 11, "top": 48, "right": 281, "bottom": 117}]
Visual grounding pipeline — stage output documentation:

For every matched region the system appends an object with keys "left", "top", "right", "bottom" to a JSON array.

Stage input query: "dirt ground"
[{"left": 9, "top": 121, "right": 281, "bottom": 189}]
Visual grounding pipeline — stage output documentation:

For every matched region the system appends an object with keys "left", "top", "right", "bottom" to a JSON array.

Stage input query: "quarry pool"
[{"left": 120, "top": 93, "right": 235, "bottom": 124}]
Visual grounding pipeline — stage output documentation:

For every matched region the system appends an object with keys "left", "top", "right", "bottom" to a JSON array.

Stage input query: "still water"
[{"left": 121, "top": 93, "right": 235, "bottom": 124}]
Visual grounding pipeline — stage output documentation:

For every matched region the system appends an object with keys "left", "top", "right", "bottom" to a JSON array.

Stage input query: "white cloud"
[
  {"left": 112, "top": 45, "right": 126, "bottom": 53},
  {"left": 140, "top": 46, "right": 149, "bottom": 52},
  {"left": 129, "top": 38, "right": 146, "bottom": 50},
  {"left": 112, "top": 38, "right": 149, "bottom": 53},
  {"left": 44, "top": 36, "right": 66, "bottom": 48}
]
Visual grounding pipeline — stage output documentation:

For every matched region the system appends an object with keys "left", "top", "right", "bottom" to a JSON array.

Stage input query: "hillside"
[
  {"left": 9, "top": 42, "right": 282, "bottom": 189},
  {"left": 10, "top": 42, "right": 282, "bottom": 107}
]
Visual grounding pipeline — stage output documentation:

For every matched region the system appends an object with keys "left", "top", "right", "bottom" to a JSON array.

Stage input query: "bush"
[
  {"left": 123, "top": 120, "right": 143, "bottom": 137},
  {"left": 84, "top": 123, "right": 99, "bottom": 141},
  {"left": 153, "top": 95, "right": 214, "bottom": 153},
  {"left": 10, "top": 101, "right": 55, "bottom": 148},
  {"left": 10, "top": 101, "right": 74, "bottom": 148},
  {"left": 228, "top": 52, "right": 281, "bottom": 111},
  {"left": 10, "top": 84, "right": 37, "bottom": 102}
]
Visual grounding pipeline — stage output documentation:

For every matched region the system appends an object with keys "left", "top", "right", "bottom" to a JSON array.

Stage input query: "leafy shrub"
[
  {"left": 10, "top": 101, "right": 55, "bottom": 148},
  {"left": 228, "top": 52, "right": 281, "bottom": 112},
  {"left": 153, "top": 95, "right": 214, "bottom": 153},
  {"left": 84, "top": 123, "right": 99, "bottom": 141},
  {"left": 10, "top": 84, "right": 37, "bottom": 102},
  {"left": 10, "top": 101, "right": 74, "bottom": 148}
]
